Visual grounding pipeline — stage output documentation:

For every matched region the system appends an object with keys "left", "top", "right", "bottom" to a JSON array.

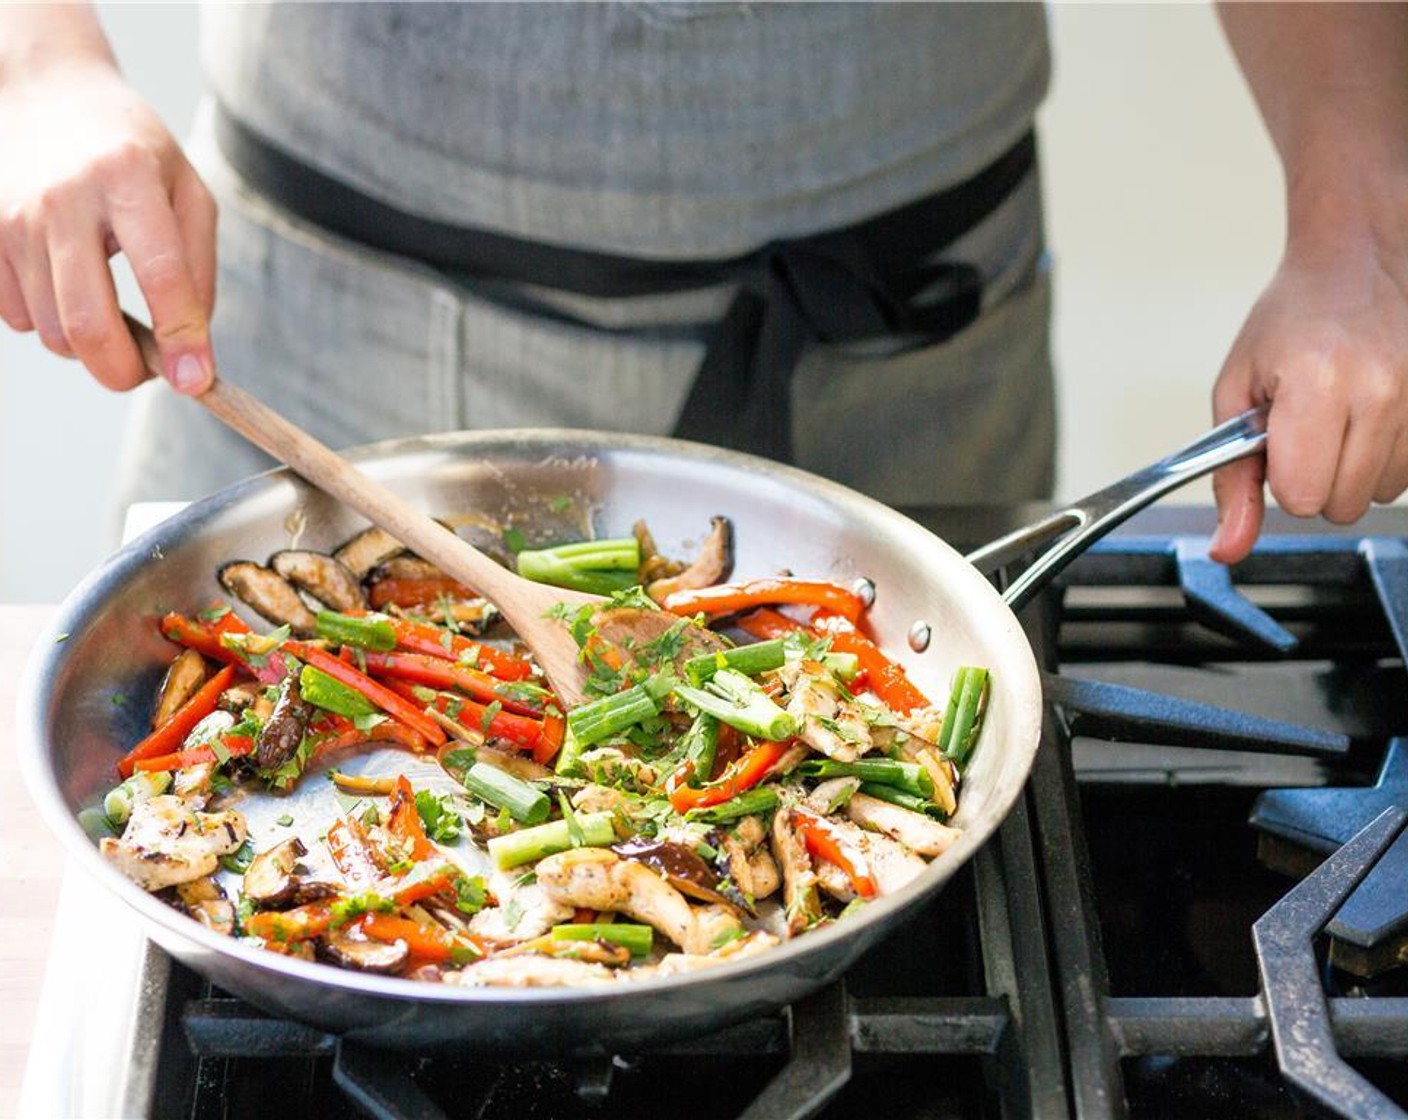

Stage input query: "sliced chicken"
[
  {"left": 688, "top": 903, "right": 745, "bottom": 955},
  {"left": 823, "top": 814, "right": 927, "bottom": 896},
  {"left": 846, "top": 792, "right": 962, "bottom": 858},
  {"left": 748, "top": 850, "right": 781, "bottom": 900},
  {"left": 769, "top": 809, "right": 820, "bottom": 935},
  {"left": 641, "top": 931, "right": 779, "bottom": 978},
  {"left": 100, "top": 795, "right": 248, "bottom": 892},
  {"left": 780, "top": 662, "right": 871, "bottom": 762},
  {"left": 536, "top": 848, "right": 695, "bottom": 952},
  {"left": 446, "top": 956, "right": 617, "bottom": 988},
  {"left": 468, "top": 872, "right": 574, "bottom": 946},
  {"left": 171, "top": 762, "right": 218, "bottom": 808},
  {"left": 804, "top": 776, "right": 862, "bottom": 817}
]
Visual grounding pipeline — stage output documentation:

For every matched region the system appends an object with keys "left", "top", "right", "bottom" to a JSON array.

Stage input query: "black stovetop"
[{"left": 136, "top": 505, "right": 1408, "bottom": 1120}]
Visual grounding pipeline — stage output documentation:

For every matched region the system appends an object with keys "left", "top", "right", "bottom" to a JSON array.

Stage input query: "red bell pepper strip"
[
  {"left": 662, "top": 578, "right": 866, "bottom": 625},
  {"left": 359, "top": 650, "right": 545, "bottom": 717},
  {"left": 117, "top": 664, "right": 237, "bottom": 777},
  {"left": 370, "top": 614, "right": 532, "bottom": 681},
  {"left": 793, "top": 807, "right": 877, "bottom": 899},
  {"left": 368, "top": 577, "right": 478, "bottom": 611},
  {"left": 668, "top": 738, "right": 790, "bottom": 814},
  {"left": 282, "top": 642, "right": 446, "bottom": 746},
  {"left": 811, "top": 612, "right": 930, "bottom": 714},
  {"left": 131, "top": 733, "right": 255, "bottom": 773},
  {"left": 735, "top": 607, "right": 807, "bottom": 641},
  {"left": 245, "top": 901, "right": 334, "bottom": 944},
  {"left": 359, "top": 912, "right": 483, "bottom": 964},
  {"left": 532, "top": 707, "right": 566, "bottom": 766},
  {"left": 326, "top": 816, "right": 387, "bottom": 887},
  {"left": 161, "top": 610, "right": 287, "bottom": 684},
  {"left": 387, "top": 775, "right": 436, "bottom": 860},
  {"left": 381, "top": 859, "right": 461, "bottom": 906},
  {"left": 380, "top": 679, "right": 547, "bottom": 750}
]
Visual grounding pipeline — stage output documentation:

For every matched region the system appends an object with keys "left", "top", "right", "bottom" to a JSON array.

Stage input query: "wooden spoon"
[{"left": 126, "top": 317, "right": 601, "bottom": 707}]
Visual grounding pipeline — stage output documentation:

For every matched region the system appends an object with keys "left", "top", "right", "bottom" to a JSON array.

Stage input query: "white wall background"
[{"left": 0, "top": 3, "right": 1284, "bottom": 602}]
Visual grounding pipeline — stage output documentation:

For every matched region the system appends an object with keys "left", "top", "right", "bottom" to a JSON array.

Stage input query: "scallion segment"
[
  {"left": 858, "top": 782, "right": 951, "bottom": 820},
  {"left": 516, "top": 538, "right": 641, "bottom": 596},
  {"left": 550, "top": 923, "right": 654, "bottom": 958},
  {"left": 299, "top": 664, "right": 379, "bottom": 719},
  {"left": 797, "top": 758, "right": 932, "bottom": 799},
  {"left": 102, "top": 770, "right": 173, "bottom": 826},
  {"left": 938, "top": 667, "right": 990, "bottom": 768},
  {"left": 566, "top": 684, "right": 660, "bottom": 746},
  {"left": 684, "top": 786, "right": 779, "bottom": 824},
  {"left": 683, "top": 639, "right": 787, "bottom": 686},
  {"left": 486, "top": 812, "right": 617, "bottom": 869},
  {"left": 672, "top": 669, "right": 795, "bottom": 741},
  {"left": 460, "top": 762, "right": 550, "bottom": 825},
  {"left": 314, "top": 610, "right": 397, "bottom": 651}
]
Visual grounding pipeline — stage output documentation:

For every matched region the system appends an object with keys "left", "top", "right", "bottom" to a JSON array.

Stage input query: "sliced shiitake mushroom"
[
  {"left": 243, "top": 837, "right": 337, "bottom": 909},
  {"left": 270, "top": 550, "right": 367, "bottom": 612},
  {"left": 371, "top": 556, "right": 451, "bottom": 582},
  {"left": 217, "top": 681, "right": 263, "bottom": 715},
  {"left": 612, "top": 838, "right": 743, "bottom": 913},
  {"left": 332, "top": 525, "right": 408, "bottom": 580},
  {"left": 172, "top": 876, "right": 235, "bottom": 936},
  {"left": 646, "top": 516, "right": 735, "bottom": 602},
  {"left": 153, "top": 647, "right": 208, "bottom": 729},
  {"left": 218, "top": 561, "right": 318, "bottom": 635},
  {"left": 255, "top": 674, "right": 313, "bottom": 771},
  {"left": 634, "top": 520, "right": 684, "bottom": 586},
  {"left": 318, "top": 927, "right": 410, "bottom": 973}
]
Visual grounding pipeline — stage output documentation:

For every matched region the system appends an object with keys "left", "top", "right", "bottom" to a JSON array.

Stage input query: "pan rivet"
[
  {"left": 852, "top": 577, "right": 876, "bottom": 608},
  {"left": 908, "top": 621, "right": 931, "bottom": 653}
]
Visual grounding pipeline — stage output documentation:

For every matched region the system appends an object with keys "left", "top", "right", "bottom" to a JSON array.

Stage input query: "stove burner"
[{"left": 1252, "top": 739, "right": 1408, "bottom": 855}]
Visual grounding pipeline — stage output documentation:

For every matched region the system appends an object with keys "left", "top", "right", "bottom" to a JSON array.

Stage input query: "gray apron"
[{"left": 115, "top": 3, "right": 1054, "bottom": 513}]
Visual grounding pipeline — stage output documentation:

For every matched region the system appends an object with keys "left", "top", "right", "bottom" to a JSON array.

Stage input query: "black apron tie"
[{"left": 214, "top": 106, "right": 1034, "bottom": 464}]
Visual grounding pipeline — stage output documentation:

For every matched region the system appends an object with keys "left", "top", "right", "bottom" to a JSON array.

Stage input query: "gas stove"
[{"left": 22, "top": 504, "right": 1408, "bottom": 1119}]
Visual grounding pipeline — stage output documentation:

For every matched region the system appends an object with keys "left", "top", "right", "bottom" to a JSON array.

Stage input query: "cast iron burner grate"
[{"left": 134, "top": 511, "right": 1408, "bottom": 1120}]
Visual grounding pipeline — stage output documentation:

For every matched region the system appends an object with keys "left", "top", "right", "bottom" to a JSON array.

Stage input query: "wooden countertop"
[{"left": 0, "top": 606, "right": 64, "bottom": 1119}]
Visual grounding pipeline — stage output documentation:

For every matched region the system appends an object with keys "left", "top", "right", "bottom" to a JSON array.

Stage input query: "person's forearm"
[
  {"left": 0, "top": 4, "right": 116, "bottom": 86},
  {"left": 1218, "top": 3, "right": 1408, "bottom": 245}
]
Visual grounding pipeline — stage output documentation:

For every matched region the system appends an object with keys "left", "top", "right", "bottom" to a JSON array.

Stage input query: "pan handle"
[{"left": 965, "top": 405, "right": 1268, "bottom": 610}]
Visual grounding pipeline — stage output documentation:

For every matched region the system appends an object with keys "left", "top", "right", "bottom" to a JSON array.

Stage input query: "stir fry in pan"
[{"left": 89, "top": 518, "right": 989, "bottom": 986}]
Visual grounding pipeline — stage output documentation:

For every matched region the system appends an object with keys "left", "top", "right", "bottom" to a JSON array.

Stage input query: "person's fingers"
[
  {"left": 1262, "top": 360, "right": 1350, "bottom": 520},
  {"left": 1209, "top": 455, "right": 1265, "bottom": 564},
  {"left": 12, "top": 239, "right": 72, "bottom": 357},
  {"left": 106, "top": 173, "right": 212, "bottom": 395},
  {"left": 0, "top": 257, "right": 31, "bottom": 331},
  {"left": 1209, "top": 350, "right": 1266, "bottom": 564},
  {"left": 1374, "top": 429, "right": 1408, "bottom": 504},
  {"left": 171, "top": 166, "right": 217, "bottom": 318},
  {"left": 1322, "top": 371, "right": 1402, "bottom": 523},
  {"left": 47, "top": 214, "right": 148, "bottom": 391}
]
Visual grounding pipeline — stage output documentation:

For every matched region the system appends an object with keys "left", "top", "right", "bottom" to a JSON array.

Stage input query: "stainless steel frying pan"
[{"left": 16, "top": 411, "right": 1265, "bottom": 1053}]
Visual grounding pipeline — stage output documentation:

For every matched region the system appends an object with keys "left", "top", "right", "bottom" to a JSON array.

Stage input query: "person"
[{"left": 1, "top": 3, "right": 1405, "bottom": 568}]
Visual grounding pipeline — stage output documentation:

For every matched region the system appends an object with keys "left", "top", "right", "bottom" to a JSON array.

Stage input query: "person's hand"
[
  {"left": 0, "top": 57, "right": 216, "bottom": 394},
  {"left": 1209, "top": 225, "right": 1408, "bottom": 564}
]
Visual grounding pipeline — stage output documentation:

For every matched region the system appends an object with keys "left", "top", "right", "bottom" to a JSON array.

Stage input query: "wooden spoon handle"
[{"left": 124, "top": 316, "right": 519, "bottom": 604}]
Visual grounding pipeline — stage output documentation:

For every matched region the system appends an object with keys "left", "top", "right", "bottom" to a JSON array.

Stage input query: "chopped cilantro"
[
  {"left": 548, "top": 494, "right": 574, "bottom": 513},
  {"left": 219, "top": 839, "right": 255, "bottom": 874},
  {"left": 415, "top": 790, "right": 463, "bottom": 843},
  {"left": 503, "top": 527, "right": 527, "bottom": 554},
  {"left": 54, "top": 632, "right": 69, "bottom": 644},
  {"left": 502, "top": 896, "right": 525, "bottom": 932},
  {"left": 111, "top": 692, "right": 127, "bottom": 707},
  {"left": 276, "top": 813, "right": 294, "bottom": 827},
  {"left": 198, "top": 604, "right": 232, "bottom": 623},
  {"left": 479, "top": 700, "right": 503, "bottom": 734},
  {"left": 454, "top": 874, "right": 488, "bottom": 914},
  {"left": 330, "top": 892, "right": 394, "bottom": 927}
]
